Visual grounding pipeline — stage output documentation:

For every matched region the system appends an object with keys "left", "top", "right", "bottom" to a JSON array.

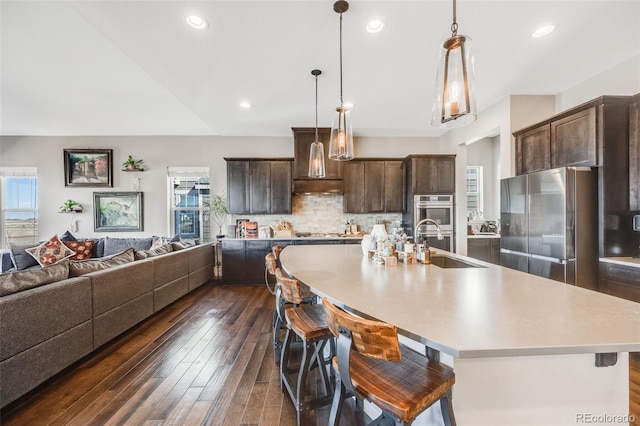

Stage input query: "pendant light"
[
  {"left": 329, "top": 0, "right": 354, "bottom": 161},
  {"left": 431, "top": 0, "right": 477, "bottom": 128},
  {"left": 308, "top": 69, "right": 326, "bottom": 178}
]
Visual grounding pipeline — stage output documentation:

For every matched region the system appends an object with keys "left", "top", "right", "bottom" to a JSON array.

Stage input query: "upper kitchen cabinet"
[
  {"left": 515, "top": 124, "right": 551, "bottom": 175},
  {"left": 292, "top": 127, "right": 342, "bottom": 175},
  {"left": 405, "top": 155, "right": 456, "bottom": 195},
  {"left": 513, "top": 96, "right": 631, "bottom": 174},
  {"left": 225, "top": 158, "right": 292, "bottom": 214},
  {"left": 343, "top": 159, "right": 405, "bottom": 213},
  {"left": 551, "top": 107, "right": 596, "bottom": 168},
  {"left": 630, "top": 93, "right": 640, "bottom": 210}
]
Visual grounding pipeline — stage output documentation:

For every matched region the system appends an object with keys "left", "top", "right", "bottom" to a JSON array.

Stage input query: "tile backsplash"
[{"left": 229, "top": 194, "right": 401, "bottom": 235}]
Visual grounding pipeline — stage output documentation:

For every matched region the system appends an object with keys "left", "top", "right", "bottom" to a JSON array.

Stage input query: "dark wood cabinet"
[
  {"left": 384, "top": 160, "right": 405, "bottom": 212},
  {"left": 406, "top": 155, "right": 456, "bottom": 194},
  {"left": 292, "top": 127, "right": 342, "bottom": 180},
  {"left": 226, "top": 158, "right": 292, "bottom": 214},
  {"left": 270, "top": 160, "right": 293, "bottom": 213},
  {"left": 630, "top": 94, "right": 640, "bottom": 210},
  {"left": 221, "top": 239, "right": 246, "bottom": 283},
  {"left": 514, "top": 96, "right": 631, "bottom": 175},
  {"left": 467, "top": 237, "right": 501, "bottom": 264},
  {"left": 343, "top": 159, "right": 405, "bottom": 214},
  {"left": 515, "top": 124, "right": 551, "bottom": 175},
  {"left": 226, "top": 160, "right": 250, "bottom": 214},
  {"left": 551, "top": 107, "right": 597, "bottom": 168},
  {"left": 599, "top": 261, "right": 640, "bottom": 303},
  {"left": 249, "top": 161, "right": 270, "bottom": 214},
  {"left": 221, "top": 238, "right": 362, "bottom": 284}
]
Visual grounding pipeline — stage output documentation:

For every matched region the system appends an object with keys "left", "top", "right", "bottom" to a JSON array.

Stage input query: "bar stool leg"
[
  {"left": 280, "top": 327, "right": 295, "bottom": 391},
  {"left": 439, "top": 390, "right": 456, "bottom": 426}
]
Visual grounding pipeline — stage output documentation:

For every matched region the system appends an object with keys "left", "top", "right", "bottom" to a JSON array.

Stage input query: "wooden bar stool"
[
  {"left": 266, "top": 253, "right": 286, "bottom": 362},
  {"left": 276, "top": 269, "right": 335, "bottom": 425},
  {"left": 322, "top": 297, "right": 456, "bottom": 426}
]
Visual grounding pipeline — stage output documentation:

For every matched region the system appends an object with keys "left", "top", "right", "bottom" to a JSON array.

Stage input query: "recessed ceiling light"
[
  {"left": 186, "top": 15, "right": 208, "bottom": 30},
  {"left": 532, "top": 24, "right": 555, "bottom": 38},
  {"left": 239, "top": 102, "right": 252, "bottom": 109},
  {"left": 365, "top": 19, "right": 384, "bottom": 34}
]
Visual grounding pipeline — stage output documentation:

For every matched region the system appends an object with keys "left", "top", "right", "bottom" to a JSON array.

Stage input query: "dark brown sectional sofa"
[{"left": 0, "top": 242, "right": 213, "bottom": 408}]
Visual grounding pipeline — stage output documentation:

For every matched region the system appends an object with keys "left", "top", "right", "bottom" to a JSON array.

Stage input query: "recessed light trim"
[
  {"left": 186, "top": 15, "right": 208, "bottom": 30},
  {"left": 532, "top": 24, "right": 555, "bottom": 38},
  {"left": 365, "top": 19, "right": 384, "bottom": 34}
]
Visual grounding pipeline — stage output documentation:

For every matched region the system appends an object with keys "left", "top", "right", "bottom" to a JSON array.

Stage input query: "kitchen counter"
[{"left": 280, "top": 244, "right": 640, "bottom": 425}]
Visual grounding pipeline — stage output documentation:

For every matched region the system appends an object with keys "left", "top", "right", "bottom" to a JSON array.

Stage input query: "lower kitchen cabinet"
[
  {"left": 221, "top": 238, "right": 361, "bottom": 284},
  {"left": 599, "top": 261, "right": 640, "bottom": 303},
  {"left": 467, "top": 237, "right": 501, "bottom": 265},
  {"left": 221, "top": 239, "right": 246, "bottom": 284}
]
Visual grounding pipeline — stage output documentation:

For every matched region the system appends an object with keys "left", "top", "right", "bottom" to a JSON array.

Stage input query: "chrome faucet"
[{"left": 414, "top": 218, "right": 444, "bottom": 244}]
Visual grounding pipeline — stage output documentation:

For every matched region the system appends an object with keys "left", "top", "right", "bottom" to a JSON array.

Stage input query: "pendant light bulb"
[
  {"left": 431, "top": 0, "right": 477, "bottom": 128},
  {"left": 329, "top": 0, "right": 354, "bottom": 161},
  {"left": 308, "top": 69, "right": 326, "bottom": 178}
]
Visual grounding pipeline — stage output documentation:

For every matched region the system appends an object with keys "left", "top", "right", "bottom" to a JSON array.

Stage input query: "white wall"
[{"left": 557, "top": 55, "right": 640, "bottom": 112}]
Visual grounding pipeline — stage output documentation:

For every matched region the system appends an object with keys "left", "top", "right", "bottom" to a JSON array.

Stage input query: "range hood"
[
  {"left": 293, "top": 178, "right": 343, "bottom": 195},
  {"left": 292, "top": 127, "right": 344, "bottom": 194}
]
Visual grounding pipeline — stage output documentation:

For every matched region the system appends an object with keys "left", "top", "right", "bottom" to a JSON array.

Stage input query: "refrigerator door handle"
[
  {"left": 500, "top": 248, "right": 531, "bottom": 257},
  {"left": 530, "top": 253, "right": 569, "bottom": 265}
]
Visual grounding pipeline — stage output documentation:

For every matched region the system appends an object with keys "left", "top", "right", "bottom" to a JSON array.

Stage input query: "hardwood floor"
[{"left": 1, "top": 282, "right": 638, "bottom": 425}]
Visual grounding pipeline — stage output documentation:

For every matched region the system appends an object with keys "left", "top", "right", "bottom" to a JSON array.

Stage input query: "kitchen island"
[{"left": 280, "top": 244, "right": 640, "bottom": 425}]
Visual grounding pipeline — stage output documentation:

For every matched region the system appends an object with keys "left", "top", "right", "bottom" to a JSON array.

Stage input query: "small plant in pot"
[
  {"left": 122, "top": 155, "right": 144, "bottom": 171},
  {"left": 59, "top": 199, "right": 83, "bottom": 213},
  {"left": 209, "top": 193, "right": 229, "bottom": 238}
]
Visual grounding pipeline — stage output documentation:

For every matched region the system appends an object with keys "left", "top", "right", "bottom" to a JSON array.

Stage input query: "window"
[
  {"left": 466, "top": 166, "right": 483, "bottom": 219},
  {"left": 168, "top": 167, "right": 211, "bottom": 243},
  {"left": 1, "top": 168, "right": 38, "bottom": 249}
]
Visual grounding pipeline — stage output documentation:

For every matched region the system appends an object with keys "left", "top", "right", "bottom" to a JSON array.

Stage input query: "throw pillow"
[
  {"left": 8, "top": 241, "right": 42, "bottom": 271},
  {"left": 69, "top": 248, "right": 135, "bottom": 277},
  {"left": 103, "top": 237, "right": 153, "bottom": 257},
  {"left": 134, "top": 243, "right": 173, "bottom": 260},
  {"left": 151, "top": 236, "right": 169, "bottom": 249},
  {"left": 59, "top": 230, "right": 77, "bottom": 242},
  {"left": 63, "top": 240, "right": 95, "bottom": 261},
  {"left": 25, "top": 235, "right": 76, "bottom": 267},
  {"left": 0, "top": 260, "right": 70, "bottom": 297}
]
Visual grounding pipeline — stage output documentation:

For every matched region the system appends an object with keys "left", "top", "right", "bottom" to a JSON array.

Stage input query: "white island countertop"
[{"left": 280, "top": 244, "right": 640, "bottom": 359}]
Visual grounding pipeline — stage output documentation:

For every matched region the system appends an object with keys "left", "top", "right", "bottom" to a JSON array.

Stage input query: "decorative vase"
[{"left": 361, "top": 235, "right": 372, "bottom": 256}]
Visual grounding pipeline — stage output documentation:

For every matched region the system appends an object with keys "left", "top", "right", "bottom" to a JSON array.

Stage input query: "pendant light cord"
[
  {"left": 451, "top": 0, "right": 458, "bottom": 36},
  {"left": 314, "top": 73, "right": 319, "bottom": 142},
  {"left": 339, "top": 11, "right": 344, "bottom": 106}
]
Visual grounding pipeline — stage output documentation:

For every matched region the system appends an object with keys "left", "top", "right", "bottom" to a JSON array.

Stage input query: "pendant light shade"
[
  {"left": 329, "top": 0, "right": 354, "bottom": 161},
  {"left": 431, "top": 0, "right": 477, "bottom": 128},
  {"left": 308, "top": 69, "right": 326, "bottom": 178}
]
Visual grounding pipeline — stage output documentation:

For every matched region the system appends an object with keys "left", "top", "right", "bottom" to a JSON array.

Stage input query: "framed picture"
[
  {"left": 94, "top": 192, "right": 143, "bottom": 232},
  {"left": 64, "top": 149, "right": 113, "bottom": 187}
]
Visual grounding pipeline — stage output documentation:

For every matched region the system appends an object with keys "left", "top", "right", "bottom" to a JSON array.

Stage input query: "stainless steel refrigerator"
[{"left": 500, "top": 167, "right": 598, "bottom": 290}]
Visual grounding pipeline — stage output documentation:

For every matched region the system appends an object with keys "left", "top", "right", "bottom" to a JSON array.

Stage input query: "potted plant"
[
  {"left": 59, "top": 199, "right": 83, "bottom": 213},
  {"left": 209, "top": 193, "right": 229, "bottom": 238},
  {"left": 122, "top": 155, "right": 144, "bottom": 171}
]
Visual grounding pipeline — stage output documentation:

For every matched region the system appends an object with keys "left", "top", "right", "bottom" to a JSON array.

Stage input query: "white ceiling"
[{"left": 1, "top": 1, "right": 639, "bottom": 138}]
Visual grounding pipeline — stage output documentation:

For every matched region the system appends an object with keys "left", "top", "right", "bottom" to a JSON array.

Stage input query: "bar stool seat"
[
  {"left": 277, "top": 269, "right": 335, "bottom": 425},
  {"left": 322, "top": 297, "right": 456, "bottom": 426}
]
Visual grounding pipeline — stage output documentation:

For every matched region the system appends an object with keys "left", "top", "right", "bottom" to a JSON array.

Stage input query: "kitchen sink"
[{"left": 430, "top": 254, "right": 486, "bottom": 268}]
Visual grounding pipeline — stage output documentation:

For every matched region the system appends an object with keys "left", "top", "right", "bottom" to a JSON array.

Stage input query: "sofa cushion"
[
  {"left": 9, "top": 241, "right": 41, "bottom": 270},
  {"left": 134, "top": 243, "right": 173, "bottom": 260},
  {"left": 103, "top": 237, "right": 153, "bottom": 257},
  {"left": 69, "top": 248, "right": 135, "bottom": 277},
  {"left": 0, "top": 260, "right": 70, "bottom": 297},
  {"left": 25, "top": 235, "right": 76, "bottom": 267},
  {"left": 64, "top": 240, "right": 95, "bottom": 261}
]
